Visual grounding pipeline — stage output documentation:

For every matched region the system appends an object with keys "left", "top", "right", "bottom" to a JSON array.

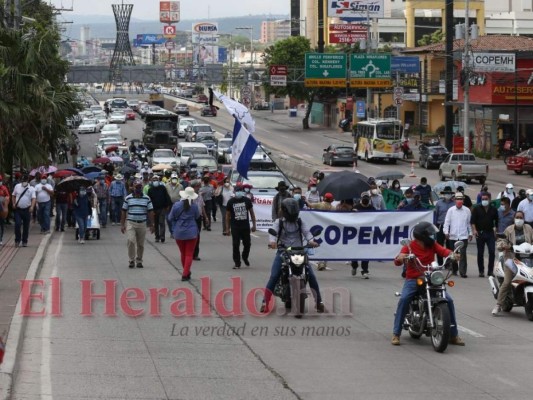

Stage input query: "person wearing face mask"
[
  {"left": 109, "top": 174, "right": 128, "bottom": 226},
  {"left": 456, "top": 185, "right": 473, "bottom": 209},
  {"left": 368, "top": 182, "right": 386, "bottom": 210},
  {"left": 443, "top": 192, "right": 473, "bottom": 277},
  {"left": 147, "top": 175, "right": 172, "bottom": 243},
  {"left": 511, "top": 188, "right": 526, "bottom": 212},
  {"left": 305, "top": 183, "right": 321, "bottom": 205},
  {"left": 243, "top": 183, "right": 254, "bottom": 202},
  {"left": 517, "top": 189, "right": 533, "bottom": 227},
  {"left": 93, "top": 173, "right": 110, "bottom": 228},
  {"left": 352, "top": 193, "right": 375, "bottom": 278},
  {"left": 35, "top": 174, "right": 54, "bottom": 234},
  {"left": 415, "top": 177, "right": 433, "bottom": 206},
  {"left": 165, "top": 173, "right": 184, "bottom": 232},
  {"left": 199, "top": 175, "right": 215, "bottom": 230},
  {"left": 11, "top": 175, "right": 36, "bottom": 247},
  {"left": 73, "top": 186, "right": 92, "bottom": 244},
  {"left": 390, "top": 179, "right": 402, "bottom": 195},
  {"left": 497, "top": 183, "right": 516, "bottom": 202},
  {"left": 291, "top": 186, "right": 305, "bottom": 210},
  {"left": 272, "top": 181, "right": 292, "bottom": 220},
  {"left": 497, "top": 197, "right": 515, "bottom": 236},
  {"left": 433, "top": 186, "right": 456, "bottom": 264},
  {"left": 492, "top": 210, "right": 533, "bottom": 315},
  {"left": 397, "top": 187, "right": 414, "bottom": 210},
  {"left": 215, "top": 177, "right": 234, "bottom": 235},
  {"left": 476, "top": 185, "right": 490, "bottom": 205},
  {"left": 471, "top": 193, "right": 499, "bottom": 277},
  {"left": 225, "top": 182, "right": 256, "bottom": 269}
]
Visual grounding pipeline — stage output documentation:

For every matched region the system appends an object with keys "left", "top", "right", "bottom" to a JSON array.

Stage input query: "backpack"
[{"left": 277, "top": 218, "right": 303, "bottom": 246}]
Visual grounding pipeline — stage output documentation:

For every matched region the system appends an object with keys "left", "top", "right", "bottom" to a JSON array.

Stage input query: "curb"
[{"left": 0, "top": 231, "right": 54, "bottom": 400}]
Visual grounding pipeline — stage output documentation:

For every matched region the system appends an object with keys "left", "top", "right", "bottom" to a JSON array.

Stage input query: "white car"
[
  {"left": 178, "top": 117, "right": 197, "bottom": 138},
  {"left": 100, "top": 124, "right": 122, "bottom": 137},
  {"left": 95, "top": 138, "right": 121, "bottom": 158},
  {"left": 151, "top": 149, "right": 180, "bottom": 167},
  {"left": 99, "top": 133, "right": 122, "bottom": 144},
  {"left": 108, "top": 111, "right": 127, "bottom": 124},
  {"left": 78, "top": 118, "right": 100, "bottom": 134},
  {"left": 93, "top": 113, "right": 108, "bottom": 130}
]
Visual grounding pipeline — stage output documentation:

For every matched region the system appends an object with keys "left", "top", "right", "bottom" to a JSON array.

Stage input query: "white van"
[
  {"left": 177, "top": 142, "right": 209, "bottom": 166},
  {"left": 94, "top": 84, "right": 103, "bottom": 93}
]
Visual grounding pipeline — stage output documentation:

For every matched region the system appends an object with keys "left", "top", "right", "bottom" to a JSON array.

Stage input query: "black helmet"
[
  {"left": 412, "top": 222, "right": 438, "bottom": 247},
  {"left": 281, "top": 198, "right": 300, "bottom": 222}
]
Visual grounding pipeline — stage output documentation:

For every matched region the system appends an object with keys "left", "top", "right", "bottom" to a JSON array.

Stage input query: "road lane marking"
[
  {"left": 457, "top": 325, "right": 485, "bottom": 338},
  {"left": 251, "top": 233, "right": 260, "bottom": 238}
]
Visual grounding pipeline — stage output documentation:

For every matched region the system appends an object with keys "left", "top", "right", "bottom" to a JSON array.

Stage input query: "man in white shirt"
[
  {"left": 12, "top": 174, "right": 37, "bottom": 247},
  {"left": 517, "top": 189, "right": 533, "bottom": 227},
  {"left": 35, "top": 174, "right": 54, "bottom": 234},
  {"left": 497, "top": 183, "right": 516, "bottom": 203},
  {"left": 443, "top": 192, "right": 473, "bottom": 277}
]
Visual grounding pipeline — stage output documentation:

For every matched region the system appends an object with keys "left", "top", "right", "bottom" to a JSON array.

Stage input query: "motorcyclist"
[
  {"left": 391, "top": 222, "right": 465, "bottom": 346},
  {"left": 260, "top": 198, "right": 325, "bottom": 314},
  {"left": 492, "top": 210, "right": 533, "bottom": 316}
]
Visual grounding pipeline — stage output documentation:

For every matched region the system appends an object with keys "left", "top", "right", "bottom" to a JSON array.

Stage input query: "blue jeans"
[
  {"left": 14, "top": 208, "right": 31, "bottom": 244},
  {"left": 37, "top": 200, "right": 51, "bottom": 231},
  {"left": 264, "top": 250, "right": 322, "bottom": 305},
  {"left": 393, "top": 279, "right": 459, "bottom": 337},
  {"left": 75, "top": 214, "right": 88, "bottom": 240},
  {"left": 111, "top": 196, "right": 124, "bottom": 224},
  {"left": 98, "top": 198, "right": 108, "bottom": 226},
  {"left": 55, "top": 203, "right": 67, "bottom": 230}
]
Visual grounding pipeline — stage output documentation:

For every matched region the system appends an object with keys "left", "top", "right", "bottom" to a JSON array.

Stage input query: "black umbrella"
[
  {"left": 81, "top": 165, "right": 102, "bottom": 174},
  {"left": 375, "top": 170, "right": 405, "bottom": 180},
  {"left": 317, "top": 171, "right": 371, "bottom": 200},
  {"left": 56, "top": 176, "right": 92, "bottom": 193},
  {"left": 121, "top": 165, "right": 137, "bottom": 174}
]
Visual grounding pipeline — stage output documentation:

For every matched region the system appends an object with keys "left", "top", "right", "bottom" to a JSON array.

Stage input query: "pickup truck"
[
  {"left": 438, "top": 153, "right": 488, "bottom": 184},
  {"left": 142, "top": 113, "right": 179, "bottom": 152}
]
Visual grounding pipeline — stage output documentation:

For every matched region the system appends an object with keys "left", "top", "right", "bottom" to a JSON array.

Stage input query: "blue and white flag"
[
  {"left": 232, "top": 118, "right": 258, "bottom": 179},
  {"left": 213, "top": 90, "right": 256, "bottom": 133}
]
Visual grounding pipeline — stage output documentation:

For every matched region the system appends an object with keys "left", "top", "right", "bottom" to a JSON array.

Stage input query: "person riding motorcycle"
[
  {"left": 260, "top": 198, "right": 325, "bottom": 313},
  {"left": 492, "top": 210, "right": 533, "bottom": 316},
  {"left": 391, "top": 222, "right": 465, "bottom": 346}
]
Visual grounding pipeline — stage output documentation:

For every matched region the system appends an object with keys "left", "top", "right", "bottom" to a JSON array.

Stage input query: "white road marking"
[
  {"left": 41, "top": 235, "right": 63, "bottom": 399},
  {"left": 457, "top": 325, "right": 485, "bottom": 338},
  {"left": 251, "top": 233, "right": 260, "bottom": 238}
]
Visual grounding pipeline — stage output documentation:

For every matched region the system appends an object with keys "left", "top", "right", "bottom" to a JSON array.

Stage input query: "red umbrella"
[
  {"left": 93, "top": 157, "right": 111, "bottom": 164},
  {"left": 53, "top": 170, "right": 77, "bottom": 179},
  {"left": 105, "top": 145, "right": 119, "bottom": 154}
]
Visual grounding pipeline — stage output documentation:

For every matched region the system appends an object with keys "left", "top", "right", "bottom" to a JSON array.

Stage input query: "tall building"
[
  {"left": 79, "top": 25, "right": 90, "bottom": 56},
  {"left": 260, "top": 20, "right": 291, "bottom": 43}
]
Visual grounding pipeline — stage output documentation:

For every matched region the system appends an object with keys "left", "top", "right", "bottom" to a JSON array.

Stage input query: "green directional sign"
[
  {"left": 305, "top": 53, "right": 347, "bottom": 88},
  {"left": 350, "top": 53, "right": 392, "bottom": 88}
]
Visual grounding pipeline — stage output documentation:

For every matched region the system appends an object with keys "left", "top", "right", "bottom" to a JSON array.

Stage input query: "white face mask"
[
  {"left": 22, "top": 182, "right": 28, "bottom": 187},
  {"left": 507, "top": 188, "right": 513, "bottom": 193},
  {"left": 171, "top": 179, "right": 178, "bottom": 184},
  {"left": 481, "top": 200, "right": 489, "bottom": 207},
  {"left": 371, "top": 189, "right": 378, "bottom": 195},
  {"left": 515, "top": 218, "right": 525, "bottom": 228},
  {"left": 41, "top": 179, "right": 47, "bottom": 185},
  {"left": 310, "top": 187, "right": 317, "bottom": 192}
]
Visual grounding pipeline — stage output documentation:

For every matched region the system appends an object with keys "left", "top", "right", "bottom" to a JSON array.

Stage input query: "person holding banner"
[{"left": 351, "top": 192, "right": 375, "bottom": 278}]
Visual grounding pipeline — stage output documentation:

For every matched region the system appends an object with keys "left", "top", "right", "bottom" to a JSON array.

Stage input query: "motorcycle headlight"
[
  {"left": 430, "top": 271, "right": 445, "bottom": 285},
  {"left": 290, "top": 254, "right": 305, "bottom": 266}
]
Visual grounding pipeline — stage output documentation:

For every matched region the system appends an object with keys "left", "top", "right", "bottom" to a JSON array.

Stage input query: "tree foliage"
[{"left": 417, "top": 29, "right": 444, "bottom": 46}]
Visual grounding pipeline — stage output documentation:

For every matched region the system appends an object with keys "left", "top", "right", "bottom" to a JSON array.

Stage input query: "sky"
[{"left": 49, "top": 0, "right": 290, "bottom": 20}]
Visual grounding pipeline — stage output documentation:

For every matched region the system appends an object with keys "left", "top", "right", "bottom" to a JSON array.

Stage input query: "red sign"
[
  {"left": 160, "top": 1, "right": 180, "bottom": 23},
  {"left": 270, "top": 65, "right": 287, "bottom": 75},
  {"left": 329, "top": 32, "right": 367, "bottom": 44},
  {"left": 329, "top": 24, "right": 367, "bottom": 32},
  {"left": 163, "top": 25, "right": 176, "bottom": 38}
]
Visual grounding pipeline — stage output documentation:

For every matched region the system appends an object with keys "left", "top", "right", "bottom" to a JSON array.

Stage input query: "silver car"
[
  {"left": 109, "top": 111, "right": 127, "bottom": 124},
  {"left": 78, "top": 118, "right": 99, "bottom": 134}
]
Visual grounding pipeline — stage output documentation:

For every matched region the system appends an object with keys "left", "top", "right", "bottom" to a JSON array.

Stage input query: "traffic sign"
[
  {"left": 270, "top": 65, "right": 287, "bottom": 75},
  {"left": 393, "top": 87, "right": 404, "bottom": 105},
  {"left": 270, "top": 65, "right": 287, "bottom": 87},
  {"left": 163, "top": 25, "right": 176, "bottom": 38},
  {"left": 391, "top": 56, "right": 420, "bottom": 73},
  {"left": 165, "top": 40, "right": 175, "bottom": 50},
  {"left": 305, "top": 53, "right": 347, "bottom": 88},
  {"left": 350, "top": 53, "right": 392, "bottom": 88}
]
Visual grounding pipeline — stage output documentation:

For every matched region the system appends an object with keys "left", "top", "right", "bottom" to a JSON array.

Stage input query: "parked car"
[
  {"left": 418, "top": 143, "right": 449, "bottom": 169},
  {"left": 506, "top": 149, "right": 533, "bottom": 175},
  {"left": 322, "top": 144, "right": 354, "bottom": 166},
  {"left": 215, "top": 138, "right": 232, "bottom": 164},
  {"left": 173, "top": 103, "right": 190, "bottom": 116},
  {"left": 185, "top": 123, "right": 215, "bottom": 142},
  {"left": 109, "top": 111, "right": 127, "bottom": 124},
  {"left": 151, "top": 148, "right": 180, "bottom": 168},
  {"left": 253, "top": 101, "right": 270, "bottom": 110},
  {"left": 439, "top": 153, "right": 489, "bottom": 184},
  {"left": 197, "top": 93, "right": 208, "bottom": 104},
  {"left": 200, "top": 105, "right": 217, "bottom": 117},
  {"left": 186, "top": 154, "right": 218, "bottom": 172},
  {"left": 124, "top": 108, "right": 136, "bottom": 120},
  {"left": 178, "top": 117, "right": 197, "bottom": 138},
  {"left": 78, "top": 118, "right": 100, "bottom": 134},
  {"left": 100, "top": 124, "right": 122, "bottom": 138}
]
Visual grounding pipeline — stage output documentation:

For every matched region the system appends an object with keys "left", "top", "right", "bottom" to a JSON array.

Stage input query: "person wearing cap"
[
  {"left": 517, "top": 189, "right": 533, "bottom": 228},
  {"left": 511, "top": 188, "right": 526, "bottom": 211},
  {"left": 456, "top": 185, "right": 473, "bottom": 209},
  {"left": 243, "top": 183, "right": 254, "bottom": 202},
  {"left": 147, "top": 175, "right": 172, "bottom": 243},
  {"left": 272, "top": 180, "right": 291, "bottom": 221},
  {"left": 35, "top": 174, "right": 54, "bottom": 234},
  {"left": 121, "top": 180, "right": 155, "bottom": 268},
  {"left": 109, "top": 174, "right": 128, "bottom": 226},
  {"left": 497, "top": 183, "right": 516, "bottom": 202},
  {"left": 415, "top": 177, "right": 433, "bottom": 206},
  {"left": 471, "top": 192, "right": 499, "bottom": 277},
  {"left": 433, "top": 186, "right": 455, "bottom": 264},
  {"left": 0, "top": 175, "right": 11, "bottom": 245},
  {"left": 93, "top": 173, "right": 110, "bottom": 228},
  {"left": 162, "top": 169, "right": 172, "bottom": 184},
  {"left": 443, "top": 192, "right": 473, "bottom": 277},
  {"left": 168, "top": 187, "right": 200, "bottom": 281},
  {"left": 225, "top": 182, "right": 256, "bottom": 269},
  {"left": 12, "top": 175, "right": 36, "bottom": 247}
]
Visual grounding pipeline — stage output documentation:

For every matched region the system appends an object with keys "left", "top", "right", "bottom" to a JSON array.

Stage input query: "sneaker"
[
  {"left": 15, "top": 242, "right": 20, "bottom": 248},
  {"left": 0, "top": 241, "right": 3, "bottom": 246},
  {"left": 243, "top": 258, "right": 250, "bottom": 267},
  {"left": 452, "top": 272, "right": 458, "bottom": 276},
  {"left": 351, "top": 267, "right": 357, "bottom": 276},
  {"left": 206, "top": 227, "right": 211, "bottom": 231},
  {"left": 316, "top": 302, "right": 325, "bottom": 313},
  {"left": 460, "top": 274, "right": 468, "bottom": 278},
  {"left": 136, "top": 263, "right": 143, "bottom": 268},
  {"left": 260, "top": 302, "right": 269, "bottom": 313},
  {"left": 391, "top": 335, "right": 400, "bottom": 346},
  {"left": 450, "top": 336, "right": 465, "bottom": 346},
  {"left": 193, "top": 257, "right": 201, "bottom": 261},
  {"left": 160, "top": 238, "right": 165, "bottom": 243},
  {"left": 181, "top": 275, "right": 190, "bottom": 282},
  {"left": 361, "top": 272, "right": 370, "bottom": 279},
  {"left": 155, "top": 238, "right": 160, "bottom": 243},
  {"left": 479, "top": 273, "right": 485, "bottom": 278},
  {"left": 129, "top": 261, "right": 135, "bottom": 268},
  {"left": 232, "top": 264, "right": 241, "bottom": 270},
  {"left": 213, "top": 216, "right": 217, "bottom": 222},
  {"left": 492, "top": 305, "right": 502, "bottom": 316},
  {"left": 112, "top": 222, "right": 116, "bottom": 226},
  {"left": 22, "top": 243, "right": 27, "bottom": 247},
  {"left": 80, "top": 239, "right": 85, "bottom": 244},
  {"left": 317, "top": 262, "right": 326, "bottom": 271}
]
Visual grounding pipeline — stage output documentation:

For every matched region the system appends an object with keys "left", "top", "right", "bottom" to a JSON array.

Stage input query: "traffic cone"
[{"left": 409, "top": 161, "right": 416, "bottom": 177}]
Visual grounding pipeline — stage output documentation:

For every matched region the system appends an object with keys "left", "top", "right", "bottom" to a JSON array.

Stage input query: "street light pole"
[
  {"left": 236, "top": 26, "right": 254, "bottom": 107},
  {"left": 463, "top": 0, "right": 471, "bottom": 153}
]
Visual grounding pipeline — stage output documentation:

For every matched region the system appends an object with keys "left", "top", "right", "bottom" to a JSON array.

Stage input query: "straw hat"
[{"left": 179, "top": 186, "right": 198, "bottom": 201}]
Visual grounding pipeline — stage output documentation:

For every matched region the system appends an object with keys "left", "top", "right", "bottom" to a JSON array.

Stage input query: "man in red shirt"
[{"left": 391, "top": 222, "right": 465, "bottom": 346}]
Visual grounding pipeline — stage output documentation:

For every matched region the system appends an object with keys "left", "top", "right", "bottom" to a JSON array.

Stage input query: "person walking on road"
[
  {"left": 511, "top": 189, "right": 526, "bottom": 212},
  {"left": 54, "top": 186, "right": 69, "bottom": 232},
  {"left": 0, "top": 175, "right": 10, "bottom": 246},
  {"left": 443, "top": 192, "right": 473, "bottom": 277},
  {"left": 12, "top": 175, "right": 36, "bottom": 247},
  {"left": 351, "top": 192, "right": 375, "bottom": 278},
  {"left": 73, "top": 187, "right": 92, "bottom": 244},
  {"left": 147, "top": 175, "right": 172, "bottom": 243},
  {"left": 35, "top": 174, "right": 54, "bottom": 234},
  {"left": 190, "top": 180, "right": 207, "bottom": 261},
  {"left": 433, "top": 186, "right": 455, "bottom": 264},
  {"left": 471, "top": 192, "right": 499, "bottom": 277},
  {"left": 109, "top": 174, "right": 127, "bottom": 226},
  {"left": 517, "top": 189, "right": 533, "bottom": 228},
  {"left": 272, "top": 181, "right": 292, "bottom": 220},
  {"left": 199, "top": 175, "right": 214, "bottom": 230},
  {"left": 225, "top": 183, "right": 256, "bottom": 269},
  {"left": 93, "top": 173, "right": 109, "bottom": 228},
  {"left": 121, "top": 180, "right": 155, "bottom": 268},
  {"left": 216, "top": 177, "right": 234, "bottom": 235},
  {"left": 168, "top": 187, "right": 200, "bottom": 281},
  {"left": 497, "top": 183, "right": 516, "bottom": 203},
  {"left": 497, "top": 197, "right": 515, "bottom": 236}
]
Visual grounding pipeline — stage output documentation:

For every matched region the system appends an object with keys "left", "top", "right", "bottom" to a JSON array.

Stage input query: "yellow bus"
[{"left": 354, "top": 118, "right": 404, "bottom": 163}]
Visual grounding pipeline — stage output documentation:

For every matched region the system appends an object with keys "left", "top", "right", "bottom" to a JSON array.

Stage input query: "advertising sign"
[
  {"left": 159, "top": 1, "right": 180, "bottom": 23},
  {"left": 328, "top": 0, "right": 384, "bottom": 20},
  {"left": 192, "top": 33, "right": 219, "bottom": 44},
  {"left": 193, "top": 44, "right": 218, "bottom": 65},
  {"left": 192, "top": 22, "right": 219, "bottom": 34},
  {"left": 270, "top": 65, "right": 288, "bottom": 87},
  {"left": 136, "top": 34, "right": 166, "bottom": 45},
  {"left": 163, "top": 25, "right": 176, "bottom": 38},
  {"left": 329, "top": 23, "right": 367, "bottom": 31},
  {"left": 356, "top": 100, "right": 365, "bottom": 118},
  {"left": 329, "top": 32, "right": 367, "bottom": 43},
  {"left": 472, "top": 52, "right": 515, "bottom": 73}
]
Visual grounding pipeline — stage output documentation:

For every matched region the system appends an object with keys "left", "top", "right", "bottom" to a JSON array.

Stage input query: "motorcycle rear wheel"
[
  {"left": 525, "top": 297, "right": 533, "bottom": 321},
  {"left": 502, "top": 296, "right": 514, "bottom": 312},
  {"left": 431, "top": 303, "right": 451, "bottom": 353}
]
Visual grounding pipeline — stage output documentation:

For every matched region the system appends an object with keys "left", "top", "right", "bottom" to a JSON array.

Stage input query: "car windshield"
[
  {"left": 242, "top": 175, "right": 284, "bottom": 189},
  {"left": 111, "top": 112, "right": 124, "bottom": 116},
  {"left": 102, "top": 125, "right": 119, "bottom": 131},
  {"left": 376, "top": 123, "right": 400, "bottom": 140},
  {"left": 429, "top": 146, "right": 448, "bottom": 154},
  {"left": 99, "top": 139, "right": 120, "bottom": 146},
  {"left": 197, "top": 134, "right": 215, "bottom": 142},
  {"left": 194, "top": 126, "right": 212, "bottom": 133},
  {"left": 335, "top": 147, "right": 353, "bottom": 154},
  {"left": 154, "top": 150, "right": 174, "bottom": 158},
  {"left": 83, "top": 119, "right": 97, "bottom": 124},
  {"left": 192, "top": 158, "right": 216, "bottom": 168},
  {"left": 183, "top": 148, "right": 208, "bottom": 156},
  {"left": 103, "top": 135, "right": 121, "bottom": 142},
  {"left": 218, "top": 140, "right": 231, "bottom": 149},
  {"left": 180, "top": 120, "right": 194, "bottom": 127}
]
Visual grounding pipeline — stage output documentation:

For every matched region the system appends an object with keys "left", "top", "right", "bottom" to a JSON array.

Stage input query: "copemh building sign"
[{"left": 472, "top": 52, "right": 515, "bottom": 73}]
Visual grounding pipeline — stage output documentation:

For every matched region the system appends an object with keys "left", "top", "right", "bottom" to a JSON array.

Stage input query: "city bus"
[{"left": 354, "top": 118, "right": 404, "bottom": 163}]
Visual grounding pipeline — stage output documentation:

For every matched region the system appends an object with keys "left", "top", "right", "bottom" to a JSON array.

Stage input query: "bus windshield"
[{"left": 376, "top": 123, "right": 400, "bottom": 140}]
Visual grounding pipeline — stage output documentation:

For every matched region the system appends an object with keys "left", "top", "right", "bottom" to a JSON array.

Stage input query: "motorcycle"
[
  {"left": 268, "top": 227, "right": 322, "bottom": 318},
  {"left": 489, "top": 236, "right": 533, "bottom": 320},
  {"left": 395, "top": 239, "right": 463, "bottom": 352}
]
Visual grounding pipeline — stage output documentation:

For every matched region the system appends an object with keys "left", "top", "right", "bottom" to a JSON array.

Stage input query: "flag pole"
[{"left": 256, "top": 142, "right": 296, "bottom": 189}]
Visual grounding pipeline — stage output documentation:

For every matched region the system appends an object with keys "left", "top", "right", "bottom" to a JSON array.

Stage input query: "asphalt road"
[{"left": 10, "top": 106, "right": 533, "bottom": 399}]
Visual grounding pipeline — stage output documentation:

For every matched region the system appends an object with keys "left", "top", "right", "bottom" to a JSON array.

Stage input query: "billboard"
[
  {"left": 192, "top": 22, "right": 219, "bottom": 34},
  {"left": 136, "top": 34, "right": 167, "bottom": 45},
  {"left": 192, "top": 33, "right": 219, "bottom": 44},
  {"left": 160, "top": 1, "right": 180, "bottom": 23},
  {"left": 193, "top": 44, "right": 219, "bottom": 65},
  {"left": 328, "top": 0, "right": 384, "bottom": 20}
]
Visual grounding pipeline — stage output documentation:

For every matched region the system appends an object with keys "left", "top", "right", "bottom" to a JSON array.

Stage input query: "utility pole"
[
  {"left": 463, "top": 0, "right": 470, "bottom": 153},
  {"left": 317, "top": 0, "right": 324, "bottom": 53},
  {"left": 365, "top": 9, "right": 372, "bottom": 119},
  {"left": 445, "top": 0, "right": 455, "bottom": 151}
]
